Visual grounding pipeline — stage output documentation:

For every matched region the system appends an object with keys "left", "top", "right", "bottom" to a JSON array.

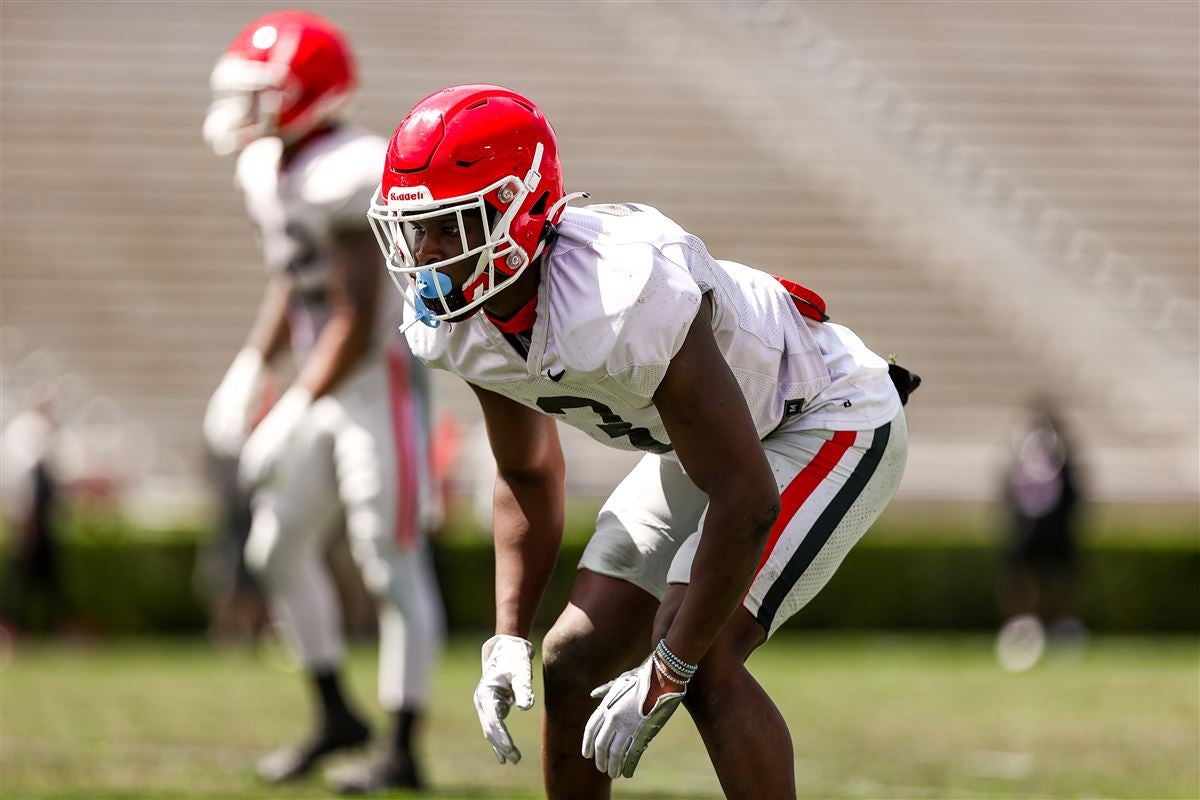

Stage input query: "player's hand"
[
  {"left": 582, "top": 656, "right": 684, "bottom": 779},
  {"left": 203, "top": 348, "right": 265, "bottom": 457},
  {"left": 237, "top": 386, "right": 311, "bottom": 489},
  {"left": 473, "top": 634, "right": 535, "bottom": 764}
]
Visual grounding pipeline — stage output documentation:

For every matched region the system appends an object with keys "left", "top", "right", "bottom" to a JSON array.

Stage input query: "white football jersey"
[
  {"left": 405, "top": 204, "right": 901, "bottom": 454},
  {"left": 236, "top": 126, "right": 398, "bottom": 363}
]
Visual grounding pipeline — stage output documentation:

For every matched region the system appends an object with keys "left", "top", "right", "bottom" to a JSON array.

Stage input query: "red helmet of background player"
[
  {"left": 367, "top": 84, "right": 570, "bottom": 324},
  {"left": 203, "top": 10, "right": 356, "bottom": 155}
]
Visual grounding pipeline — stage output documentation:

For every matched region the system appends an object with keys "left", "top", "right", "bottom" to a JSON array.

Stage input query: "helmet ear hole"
[{"left": 529, "top": 190, "right": 549, "bottom": 217}]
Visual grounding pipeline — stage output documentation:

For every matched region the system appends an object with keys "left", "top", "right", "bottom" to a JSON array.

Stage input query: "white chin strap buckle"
[{"left": 523, "top": 142, "right": 544, "bottom": 191}]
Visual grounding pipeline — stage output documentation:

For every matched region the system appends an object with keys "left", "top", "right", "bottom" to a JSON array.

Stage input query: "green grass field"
[{"left": 2, "top": 634, "right": 1196, "bottom": 799}]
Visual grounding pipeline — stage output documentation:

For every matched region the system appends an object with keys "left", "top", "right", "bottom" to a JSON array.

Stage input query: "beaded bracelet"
[
  {"left": 652, "top": 652, "right": 691, "bottom": 686},
  {"left": 654, "top": 639, "right": 698, "bottom": 680}
]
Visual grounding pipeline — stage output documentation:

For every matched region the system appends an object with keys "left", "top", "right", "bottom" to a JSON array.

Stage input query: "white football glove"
[
  {"left": 582, "top": 656, "right": 685, "bottom": 780},
  {"left": 473, "top": 634, "right": 535, "bottom": 764},
  {"left": 203, "top": 347, "right": 265, "bottom": 458},
  {"left": 237, "top": 386, "right": 311, "bottom": 489}
]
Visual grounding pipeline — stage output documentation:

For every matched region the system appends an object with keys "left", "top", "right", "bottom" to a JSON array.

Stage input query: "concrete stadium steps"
[
  {"left": 620, "top": 2, "right": 1193, "bottom": 442},
  {"left": 797, "top": 0, "right": 1199, "bottom": 304},
  {"left": 2, "top": 1, "right": 1195, "bottom": 505},
  {"left": 581, "top": 3, "right": 1128, "bottom": 410}
]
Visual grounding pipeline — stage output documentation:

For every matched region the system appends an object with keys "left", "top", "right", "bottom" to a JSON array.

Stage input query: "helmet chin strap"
[
  {"left": 523, "top": 142, "right": 544, "bottom": 191},
  {"left": 545, "top": 191, "right": 590, "bottom": 226}
]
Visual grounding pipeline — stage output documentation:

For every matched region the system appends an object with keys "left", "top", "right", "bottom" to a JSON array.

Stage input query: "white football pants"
[
  {"left": 581, "top": 409, "right": 908, "bottom": 638},
  {"left": 245, "top": 347, "right": 444, "bottom": 711}
]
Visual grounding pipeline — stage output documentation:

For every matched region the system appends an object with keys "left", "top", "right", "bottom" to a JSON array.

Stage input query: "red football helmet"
[
  {"left": 203, "top": 10, "right": 356, "bottom": 155},
  {"left": 368, "top": 84, "right": 573, "bottom": 324}
]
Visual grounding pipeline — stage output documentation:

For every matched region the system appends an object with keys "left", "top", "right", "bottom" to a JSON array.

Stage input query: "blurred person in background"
[
  {"left": 998, "top": 395, "right": 1087, "bottom": 642},
  {"left": 368, "top": 84, "right": 918, "bottom": 799},
  {"left": 1, "top": 382, "right": 65, "bottom": 633},
  {"left": 202, "top": 11, "right": 444, "bottom": 793}
]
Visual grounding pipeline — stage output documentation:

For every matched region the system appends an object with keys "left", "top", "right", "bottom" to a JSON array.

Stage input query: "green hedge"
[
  {"left": 432, "top": 536, "right": 1200, "bottom": 633},
  {"left": 3, "top": 527, "right": 1196, "bottom": 634},
  {"left": 62, "top": 532, "right": 207, "bottom": 631}
]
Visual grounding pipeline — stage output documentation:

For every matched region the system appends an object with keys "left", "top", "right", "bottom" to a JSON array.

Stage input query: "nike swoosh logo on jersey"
[{"left": 545, "top": 369, "right": 565, "bottom": 382}]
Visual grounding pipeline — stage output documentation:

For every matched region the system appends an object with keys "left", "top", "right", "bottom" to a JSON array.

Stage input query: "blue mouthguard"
[
  {"left": 416, "top": 271, "right": 454, "bottom": 300},
  {"left": 403, "top": 271, "right": 454, "bottom": 331}
]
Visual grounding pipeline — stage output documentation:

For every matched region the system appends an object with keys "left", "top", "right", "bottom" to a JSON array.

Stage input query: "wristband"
[
  {"left": 654, "top": 639, "right": 698, "bottom": 681},
  {"left": 652, "top": 652, "right": 691, "bottom": 686}
]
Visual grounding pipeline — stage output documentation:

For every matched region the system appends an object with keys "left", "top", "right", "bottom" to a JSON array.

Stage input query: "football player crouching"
[{"left": 368, "top": 84, "right": 918, "bottom": 798}]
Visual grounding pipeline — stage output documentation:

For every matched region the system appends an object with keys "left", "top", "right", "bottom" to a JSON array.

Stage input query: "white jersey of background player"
[
  {"left": 368, "top": 85, "right": 918, "bottom": 799},
  {"left": 201, "top": 11, "right": 443, "bottom": 794}
]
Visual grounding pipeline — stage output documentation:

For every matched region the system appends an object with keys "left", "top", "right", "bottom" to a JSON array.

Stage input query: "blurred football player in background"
[
  {"left": 368, "top": 84, "right": 917, "bottom": 799},
  {"left": 999, "top": 395, "right": 1087, "bottom": 639},
  {"left": 202, "top": 11, "right": 443, "bottom": 793}
]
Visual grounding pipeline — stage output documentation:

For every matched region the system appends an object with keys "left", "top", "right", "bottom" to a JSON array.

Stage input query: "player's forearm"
[
  {"left": 245, "top": 276, "right": 292, "bottom": 362},
  {"left": 295, "top": 313, "right": 371, "bottom": 398},
  {"left": 492, "top": 467, "right": 565, "bottom": 638},
  {"left": 664, "top": 489, "right": 778, "bottom": 665}
]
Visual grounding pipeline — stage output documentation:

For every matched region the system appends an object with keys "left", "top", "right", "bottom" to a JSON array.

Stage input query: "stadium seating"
[{"left": 1, "top": 1, "right": 1195, "bottom": 510}]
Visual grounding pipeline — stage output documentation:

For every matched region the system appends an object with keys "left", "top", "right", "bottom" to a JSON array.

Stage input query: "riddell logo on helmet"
[{"left": 388, "top": 186, "right": 433, "bottom": 204}]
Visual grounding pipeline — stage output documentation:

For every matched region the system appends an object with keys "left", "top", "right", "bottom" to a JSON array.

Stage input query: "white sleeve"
[
  {"left": 306, "top": 135, "right": 386, "bottom": 233},
  {"left": 233, "top": 138, "right": 279, "bottom": 198}
]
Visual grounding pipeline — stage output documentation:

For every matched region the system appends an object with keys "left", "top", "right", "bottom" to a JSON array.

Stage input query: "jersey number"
[{"left": 536, "top": 396, "right": 672, "bottom": 454}]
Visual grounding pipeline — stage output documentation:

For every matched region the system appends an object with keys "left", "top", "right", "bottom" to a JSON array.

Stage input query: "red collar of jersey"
[{"left": 485, "top": 293, "right": 539, "bottom": 335}]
